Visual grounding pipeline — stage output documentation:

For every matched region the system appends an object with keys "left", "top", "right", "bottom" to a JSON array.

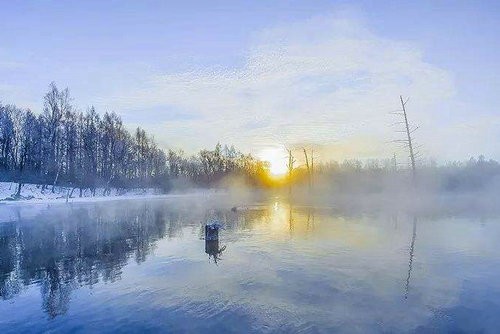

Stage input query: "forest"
[
  {"left": 1, "top": 83, "right": 499, "bottom": 198},
  {"left": 0, "top": 83, "right": 269, "bottom": 196}
]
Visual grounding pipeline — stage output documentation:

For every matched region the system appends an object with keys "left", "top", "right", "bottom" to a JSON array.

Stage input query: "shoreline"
[
  {"left": 0, "top": 181, "right": 226, "bottom": 206},
  {"left": 0, "top": 192, "right": 224, "bottom": 206}
]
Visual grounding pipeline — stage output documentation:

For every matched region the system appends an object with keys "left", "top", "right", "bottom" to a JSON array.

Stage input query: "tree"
[
  {"left": 287, "top": 149, "right": 295, "bottom": 197},
  {"left": 303, "top": 148, "right": 314, "bottom": 193},
  {"left": 391, "top": 96, "right": 419, "bottom": 183}
]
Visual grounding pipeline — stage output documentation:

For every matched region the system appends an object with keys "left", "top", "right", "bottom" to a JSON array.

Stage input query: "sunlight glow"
[{"left": 258, "top": 147, "right": 288, "bottom": 176}]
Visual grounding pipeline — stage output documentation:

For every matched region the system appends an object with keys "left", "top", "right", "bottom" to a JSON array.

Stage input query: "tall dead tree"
[
  {"left": 311, "top": 149, "right": 314, "bottom": 191},
  {"left": 400, "top": 96, "right": 416, "bottom": 178},
  {"left": 303, "top": 148, "right": 311, "bottom": 192},
  {"left": 391, "top": 96, "right": 420, "bottom": 183},
  {"left": 303, "top": 148, "right": 315, "bottom": 193},
  {"left": 286, "top": 149, "right": 295, "bottom": 197}
]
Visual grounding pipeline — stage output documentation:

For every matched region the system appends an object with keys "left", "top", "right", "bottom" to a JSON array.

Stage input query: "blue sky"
[{"left": 1, "top": 0, "right": 499, "bottom": 162}]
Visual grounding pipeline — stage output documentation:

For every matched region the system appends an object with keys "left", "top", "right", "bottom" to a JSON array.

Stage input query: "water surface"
[{"left": 0, "top": 197, "right": 499, "bottom": 333}]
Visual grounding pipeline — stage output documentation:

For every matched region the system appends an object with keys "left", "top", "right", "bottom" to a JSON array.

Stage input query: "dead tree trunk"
[
  {"left": 286, "top": 149, "right": 295, "bottom": 198},
  {"left": 400, "top": 96, "right": 416, "bottom": 181},
  {"left": 311, "top": 150, "right": 314, "bottom": 192},
  {"left": 392, "top": 96, "right": 419, "bottom": 184},
  {"left": 303, "top": 148, "right": 311, "bottom": 193},
  {"left": 302, "top": 148, "right": 315, "bottom": 194}
]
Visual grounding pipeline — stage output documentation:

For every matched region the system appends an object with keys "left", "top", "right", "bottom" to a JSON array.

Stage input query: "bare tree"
[
  {"left": 303, "top": 148, "right": 310, "bottom": 191},
  {"left": 311, "top": 149, "right": 314, "bottom": 191},
  {"left": 391, "top": 96, "right": 420, "bottom": 183},
  {"left": 303, "top": 148, "right": 315, "bottom": 193},
  {"left": 287, "top": 149, "right": 295, "bottom": 197}
]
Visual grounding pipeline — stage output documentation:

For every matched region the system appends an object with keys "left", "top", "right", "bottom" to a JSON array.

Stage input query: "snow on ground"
[
  {"left": 0, "top": 182, "right": 228, "bottom": 223},
  {"left": 0, "top": 182, "right": 222, "bottom": 205},
  {"left": 0, "top": 182, "right": 161, "bottom": 201}
]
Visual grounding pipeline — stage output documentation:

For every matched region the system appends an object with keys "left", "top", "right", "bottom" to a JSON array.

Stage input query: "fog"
[
  {"left": 1, "top": 193, "right": 499, "bottom": 332},
  {"left": 215, "top": 156, "right": 500, "bottom": 219}
]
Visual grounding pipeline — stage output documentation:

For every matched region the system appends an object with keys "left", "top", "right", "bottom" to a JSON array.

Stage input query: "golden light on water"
[
  {"left": 258, "top": 147, "right": 288, "bottom": 176},
  {"left": 245, "top": 201, "right": 376, "bottom": 247}
]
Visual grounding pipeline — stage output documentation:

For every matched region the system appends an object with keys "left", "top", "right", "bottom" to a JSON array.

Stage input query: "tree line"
[
  {"left": 0, "top": 83, "right": 269, "bottom": 196},
  {"left": 298, "top": 155, "right": 500, "bottom": 195},
  {"left": 1, "top": 83, "right": 499, "bottom": 198}
]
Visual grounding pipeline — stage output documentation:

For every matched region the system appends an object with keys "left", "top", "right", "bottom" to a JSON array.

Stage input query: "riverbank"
[{"left": 0, "top": 182, "right": 221, "bottom": 205}]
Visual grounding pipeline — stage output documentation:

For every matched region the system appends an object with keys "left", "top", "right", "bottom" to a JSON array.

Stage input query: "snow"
[{"left": 0, "top": 182, "right": 223, "bottom": 205}]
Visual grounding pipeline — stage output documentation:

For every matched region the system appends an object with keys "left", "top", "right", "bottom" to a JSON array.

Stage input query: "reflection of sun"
[{"left": 258, "top": 147, "right": 288, "bottom": 176}]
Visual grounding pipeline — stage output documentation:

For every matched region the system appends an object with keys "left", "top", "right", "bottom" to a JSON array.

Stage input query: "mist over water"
[
  {"left": 1, "top": 196, "right": 499, "bottom": 333},
  {"left": 1, "top": 1, "right": 499, "bottom": 332}
]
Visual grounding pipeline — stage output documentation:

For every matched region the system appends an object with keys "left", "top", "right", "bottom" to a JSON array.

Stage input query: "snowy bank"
[{"left": 0, "top": 182, "right": 223, "bottom": 205}]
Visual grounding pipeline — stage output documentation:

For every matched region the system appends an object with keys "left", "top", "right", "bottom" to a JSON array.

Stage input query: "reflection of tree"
[
  {"left": 0, "top": 202, "right": 175, "bottom": 318},
  {"left": 288, "top": 205, "right": 315, "bottom": 236},
  {"left": 404, "top": 216, "right": 417, "bottom": 299},
  {"left": 0, "top": 201, "right": 324, "bottom": 318},
  {"left": 225, "top": 203, "right": 318, "bottom": 239},
  {"left": 41, "top": 258, "right": 74, "bottom": 319},
  {"left": 0, "top": 223, "right": 22, "bottom": 300},
  {"left": 223, "top": 207, "right": 270, "bottom": 233},
  {"left": 306, "top": 208, "right": 315, "bottom": 232},
  {"left": 205, "top": 239, "right": 226, "bottom": 265}
]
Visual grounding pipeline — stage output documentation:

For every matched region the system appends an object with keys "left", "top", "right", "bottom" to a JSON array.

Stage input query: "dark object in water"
[
  {"left": 204, "top": 223, "right": 226, "bottom": 264},
  {"left": 231, "top": 206, "right": 237, "bottom": 212},
  {"left": 205, "top": 223, "right": 220, "bottom": 241}
]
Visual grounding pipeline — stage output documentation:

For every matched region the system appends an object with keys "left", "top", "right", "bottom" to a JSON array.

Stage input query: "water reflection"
[
  {"left": 0, "top": 202, "right": 171, "bottom": 318},
  {"left": 287, "top": 203, "right": 316, "bottom": 238},
  {"left": 0, "top": 201, "right": 325, "bottom": 318},
  {"left": 0, "top": 199, "right": 499, "bottom": 332},
  {"left": 306, "top": 208, "right": 315, "bottom": 232},
  {"left": 205, "top": 239, "right": 226, "bottom": 264},
  {"left": 404, "top": 216, "right": 418, "bottom": 299}
]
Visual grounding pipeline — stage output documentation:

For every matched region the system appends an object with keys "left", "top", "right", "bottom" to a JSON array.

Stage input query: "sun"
[{"left": 258, "top": 147, "right": 288, "bottom": 176}]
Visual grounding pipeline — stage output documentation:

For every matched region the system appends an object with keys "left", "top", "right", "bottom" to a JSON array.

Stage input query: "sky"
[{"left": 1, "top": 0, "right": 499, "bottom": 165}]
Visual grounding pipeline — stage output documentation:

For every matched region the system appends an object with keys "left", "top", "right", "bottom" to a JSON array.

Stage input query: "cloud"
[{"left": 101, "top": 13, "right": 456, "bottom": 160}]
